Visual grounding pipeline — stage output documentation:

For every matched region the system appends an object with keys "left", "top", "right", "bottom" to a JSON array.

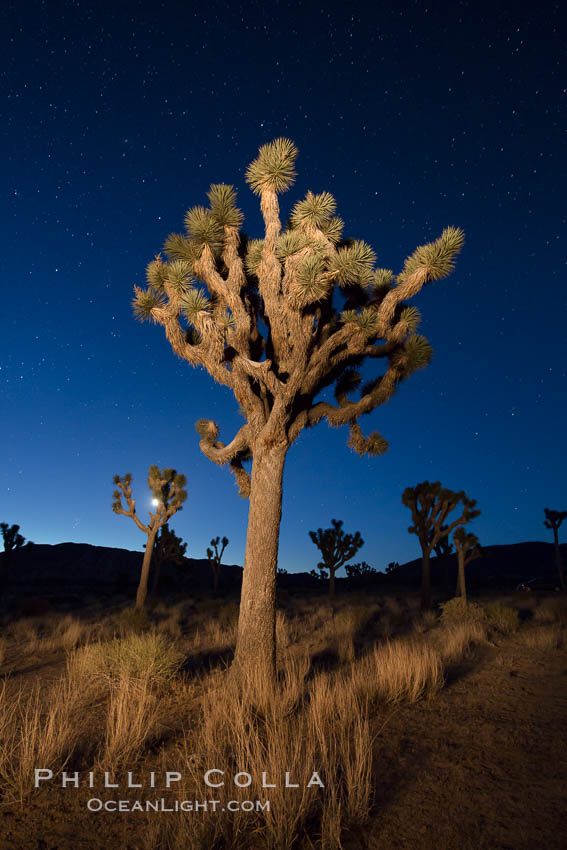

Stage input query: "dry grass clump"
[
  {"left": 431, "top": 621, "right": 487, "bottom": 664},
  {"left": 533, "top": 597, "right": 567, "bottom": 626},
  {"left": 0, "top": 636, "right": 6, "bottom": 666},
  {"left": 412, "top": 610, "right": 438, "bottom": 633},
  {"left": 483, "top": 602, "right": 519, "bottom": 635},
  {"left": 519, "top": 625, "right": 565, "bottom": 651},
  {"left": 0, "top": 679, "right": 81, "bottom": 804},
  {"left": 99, "top": 675, "right": 159, "bottom": 768},
  {"left": 67, "top": 630, "right": 184, "bottom": 692},
  {"left": 144, "top": 655, "right": 373, "bottom": 850},
  {"left": 439, "top": 597, "right": 485, "bottom": 624},
  {"left": 351, "top": 638, "right": 444, "bottom": 704}
]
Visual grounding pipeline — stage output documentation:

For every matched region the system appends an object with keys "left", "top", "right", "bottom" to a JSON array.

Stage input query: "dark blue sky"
[{"left": 2, "top": 0, "right": 565, "bottom": 572}]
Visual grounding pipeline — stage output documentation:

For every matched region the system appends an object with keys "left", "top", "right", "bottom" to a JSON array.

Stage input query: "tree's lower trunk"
[
  {"left": 136, "top": 528, "right": 157, "bottom": 611},
  {"left": 232, "top": 444, "right": 287, "bottom": 688},
  {"left": 456, "top": 550, "right": 467, "bottom": 600},
  {"left": 211, "top": 563, "right": 219, "bottom": 593},
  {"left": 329, "top": 568, "right": 336, "bottom": 599},
  {"left": 420, "top": 550, "right": 431, "bottom": 610},
  {"left": 151, "top": 555, "right": 161, "bottom": 598},
  {"left": 553, "top": 531, "right": 565, "bottom": 591}
]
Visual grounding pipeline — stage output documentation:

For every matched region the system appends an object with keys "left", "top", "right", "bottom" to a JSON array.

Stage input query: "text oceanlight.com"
[{"left": 86, "top": 798, "right": 270, "bottom": 813}]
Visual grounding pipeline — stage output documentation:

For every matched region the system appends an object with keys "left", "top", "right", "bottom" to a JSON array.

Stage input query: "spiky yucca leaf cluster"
[
  {"left": 399, "top": 306, "right": 422, "bottom": 332},
  {"left": 328, "top": 240, "right": 377, "bottom": 287},
  {"left": 245, "top": 137, "right": 298, "bottom": 195},
  {"left": 147, "top": 465, "right": 188, "bottom": 509},
  {"left": 275, "top": 230, "right": 311, "bottom": 259},
  {"left": 132, "top": 286, "right": 166, "bottom": 322},
  {"left": 206, "top": 183, "right": 243, "bottom": 229},
  {"left": 397, "top": 334, "right": 433, "bottom": 377},
  {"left": 244, "top": 239, "right": 265, "bottom": 276},
  {"left": 399, "top": 226, "right": 465, "bottom": 283},
  {"left": 290, "top": 190, "right": 336, "bottom": 229},
  {"left": 290, "top": 255, "right": 329, "bottom": 306},
  {"left": 166, "top": 259, "right": 194, "bottom": 294},
  {"left": 184, "top": 206, "right": 224, "bottom": 251},
  {"left": 180, "top": 288, "right": 210, "bottom": 323},
  {"left": 146, "top": 258, "right": 170, "bottom": 290},
  {"left": 348, "top": 426, "right": 389, "bottom": 457}
]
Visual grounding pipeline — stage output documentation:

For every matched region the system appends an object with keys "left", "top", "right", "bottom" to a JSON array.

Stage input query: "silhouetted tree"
[
  {"left": 345, "top": 561, "right": 377, "bottom": 578},
  {"left": 430, "top": 524, "right": 453, "bottom": 589},
  {"left": 112, "top": 467, "right": 187, "bottom": 610},
  {"left": 453, "top": 528, "right": 481, "bottom": 600},
  {"left": 132, "top": 137, "right": 464, "bottom": 684},
  {"left": 1, "top": 523, "right": 26, "bottom": 564},
  {"left": 402, "top": 482, "right": 480, "bottom": 609},
  {"left": 309, "top": 519, "right": 364, "bottom": 598},
  {"left": 385, "top": 561, "right": 400, "bottom": 575},
  {"left": 206, "top": 535, "right": 229, "bottom": 593},
  {"left": 544, "top": 508, "right": 567, "bottom": 592},
  {"left": 150, "top": 523, "right": 187, "bottom": 598}
]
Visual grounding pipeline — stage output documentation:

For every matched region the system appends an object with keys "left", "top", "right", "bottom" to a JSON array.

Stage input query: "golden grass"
[
  {"left": 519, "top": 625, "right": 565, "bottom": 651},
  {"left": 351, "top": 638, "right": 444, "bottom": 704},
  {"left": 0, "top": 679, "right": 80, "bottom": 804},
  {"left": 429, "top": 621, "right": 487, "bottom": 664}
]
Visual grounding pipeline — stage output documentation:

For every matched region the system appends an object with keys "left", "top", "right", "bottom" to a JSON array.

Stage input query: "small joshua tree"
[
  {"left": 309, "top": 519, "right": 364, "bottom": 598},
  {"left": 1, "top": 523, "right": 26, "bottom": 563},
  {"left": 150, "top": 523, "right": 187, "bottom": 598},
  {"left": 453, "top": 528, "right": 481, "bottom": 600},
  {"left": 132, "top": 137, "right": 465, "bottom": 684},
  {"left": 206, "top": 535, "right": 229, "bottom": 593},
  {"left": 345, "top": 561, "right": 377, "bottom": 578},
  {"left": 112, "top": 467, "right": 187, "bottom": 610},
  {"left": 544, "top": 508, "right": 567, "bottom": 592},
  {"left": 402, "top": 481, "right": 480, "bottom": 609}
]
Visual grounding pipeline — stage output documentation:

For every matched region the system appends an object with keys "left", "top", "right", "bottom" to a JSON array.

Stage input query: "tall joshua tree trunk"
[
  {"left": 456, "top": 549, "right": 467, "bottom": 600},
  {"left": 233, "top": 444, "right": 287, "bottom": 685},
  {"left": 552, "top": 527, "right": 565, "bottom": 592},
  {"left": 421, "top": 550, "right": 431, "bottom": 610},
  {"left": 329, "top": 568, "right": 336, "bottom": 600},
  {"left": 137, "top": 526, "right": 158, "bottom": 611}
]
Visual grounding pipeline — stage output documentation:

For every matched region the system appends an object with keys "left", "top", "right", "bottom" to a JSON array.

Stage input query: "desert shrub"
[
  {"left": 0, "top": 636, "right": 6, "bottom": 666},
  {"left": 351, "top": 638, "right": 444, "bottom": 704},
  {"left": 431, "top": 621, "right": 487, "bottom": 664},
  {"left": 412, "top": 610, "right": 438, "bottom": 633},
  {"left": 533, "top": 597, "right": 567, "bottom": 627},
  {"left": 483, "top": 602, "right": 519, "bottom": 635},
  {"left": 440, "top": 597, "right": 485, "bottom": 624},
  {"left": 519, "top": 625, "right": 564, "bottom": 651},
  {"left": 68, "top": 631, "right": 184, "bottom": 691},
  {"left": 114, "top": 606, "right": 150, "bottom": 634}
]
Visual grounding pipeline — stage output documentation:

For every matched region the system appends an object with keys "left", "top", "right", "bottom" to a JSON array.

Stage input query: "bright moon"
[{"left": 152, "top": 498, "right": 159, "bottom": 506}]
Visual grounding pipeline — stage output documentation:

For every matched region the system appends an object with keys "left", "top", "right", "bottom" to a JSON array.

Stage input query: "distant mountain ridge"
[{"left": 1, "top": 539, "right": 565, "bottom": 607}]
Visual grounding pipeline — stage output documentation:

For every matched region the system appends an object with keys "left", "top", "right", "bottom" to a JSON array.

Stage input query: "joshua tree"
[
  {"left": 150, "top": 523, "right": 187, "bottom": 598},
  {"left": 345, "top": 560, "right": 377, "bottom": 578},
  {"left": 385, "top": 561, "right": 400, "bottom": 575},
  {"left": 453, "top": 528, "right": 481, "bottom": 600},
  {"left": 309, "top": 519, "right": 364, "bottom": 598},
  {"left": 430, "top": 524, "right": 454, "bottom": 589},
  {"left": 112, "top": 467, "right": 187, "bottom": 610},
  {"left": 132, "top": 137, "right": 464, "bottom": 684},
  {"left": 402, "top": 482, "right": 480, "bottom": 609},
  {"left": 206, "top": 535, "right": 229, "bottom": 593},
  {"left": 544, "top": 508, "right": 567, "bottom": 592},
  {"left": 1, "top": 523, "right": 26, "bottom": 563}
]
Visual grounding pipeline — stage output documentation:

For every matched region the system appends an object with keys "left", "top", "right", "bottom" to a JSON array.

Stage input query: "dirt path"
[{"left": 366, "top": 637, "right": 567, "bottom": 850}]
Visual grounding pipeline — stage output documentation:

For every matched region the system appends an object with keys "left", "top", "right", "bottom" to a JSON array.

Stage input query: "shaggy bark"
[{"left": 232, "top": 443, "right": 287, "bottom": 685}]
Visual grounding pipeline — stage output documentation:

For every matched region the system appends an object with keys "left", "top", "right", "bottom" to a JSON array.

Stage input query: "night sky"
[{"left": 2, "top": 0, "right": 565, "bottom": 573}]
